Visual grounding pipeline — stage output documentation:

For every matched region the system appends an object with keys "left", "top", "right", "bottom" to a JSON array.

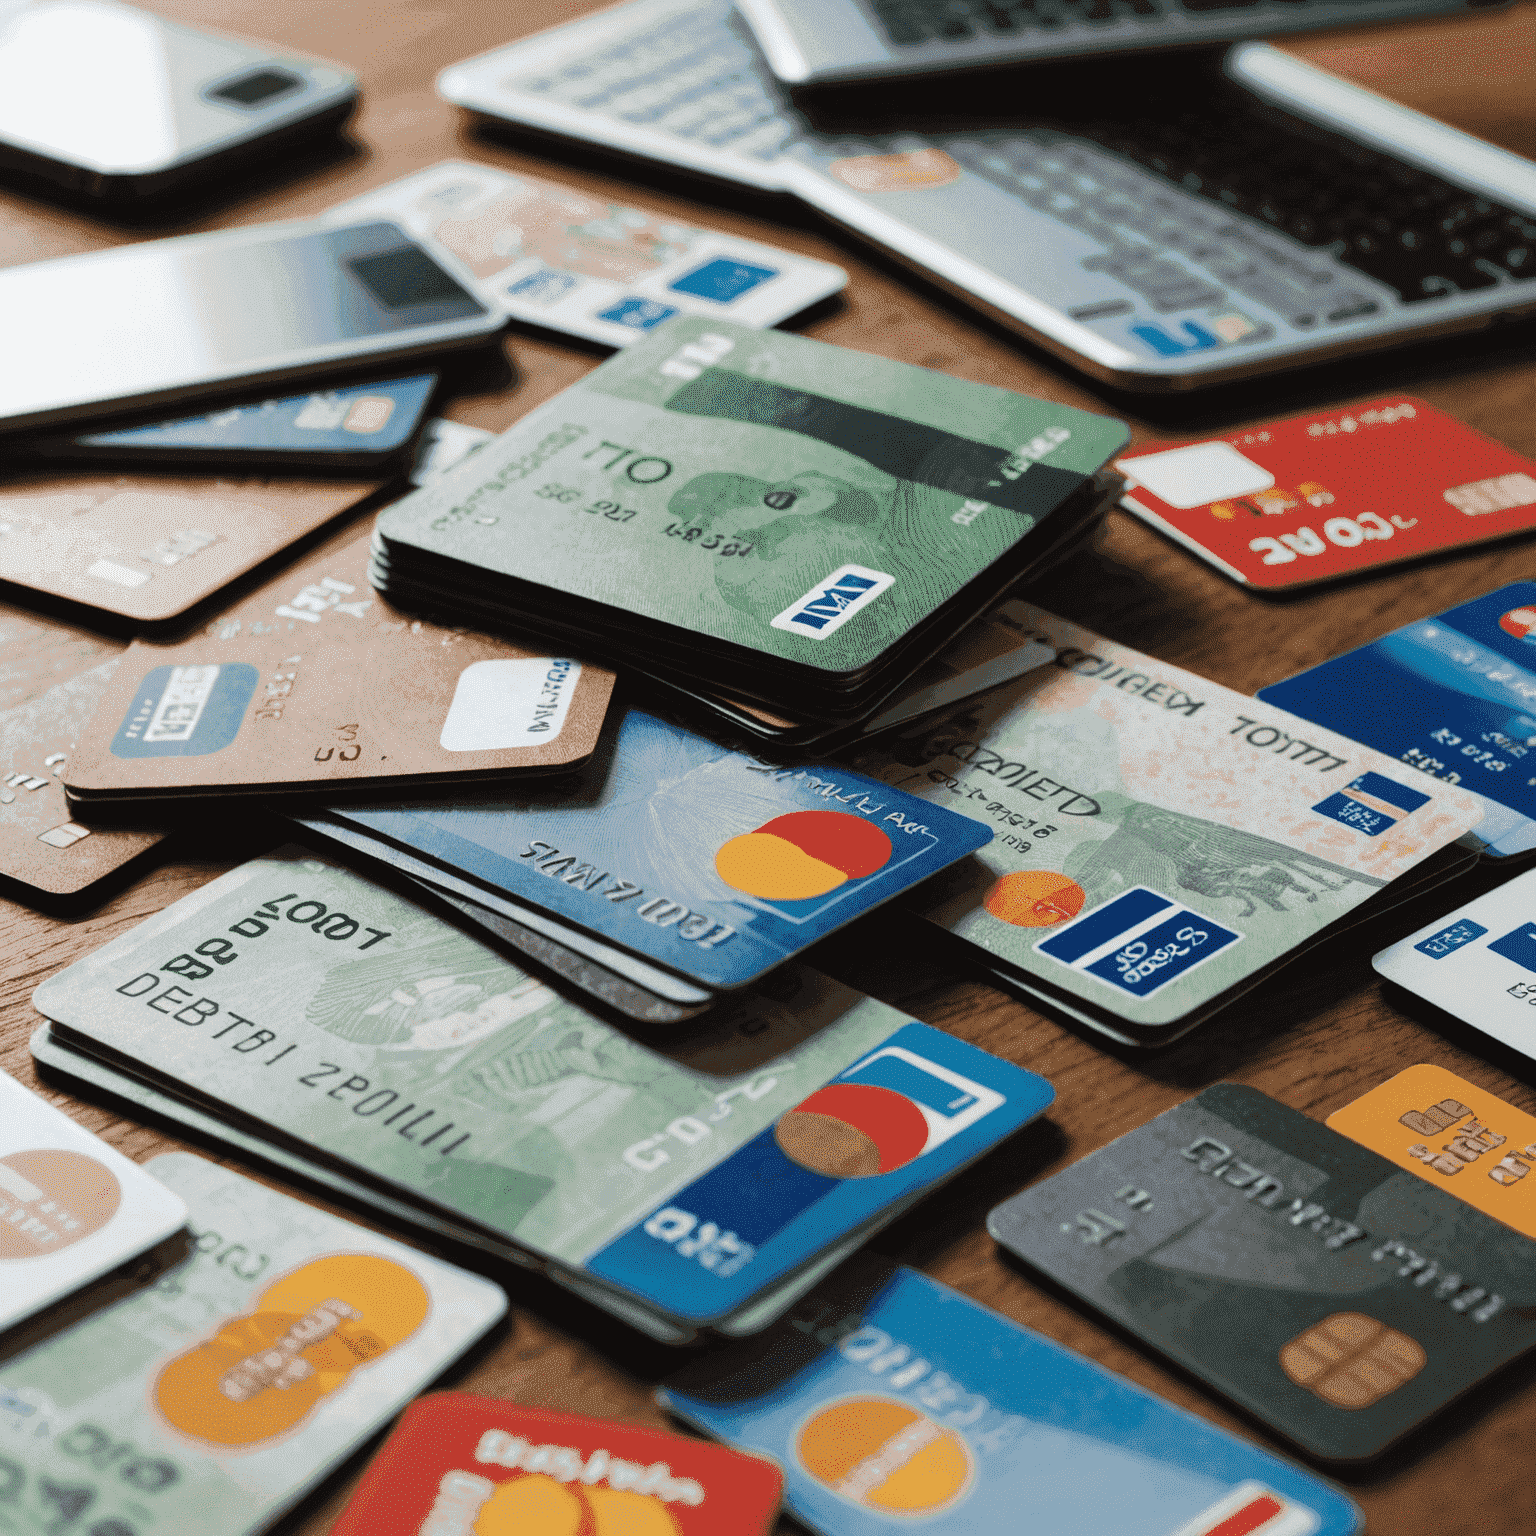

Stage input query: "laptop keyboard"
[{"left": 514, "top": 7, "right": 1536, "bottom": 328}]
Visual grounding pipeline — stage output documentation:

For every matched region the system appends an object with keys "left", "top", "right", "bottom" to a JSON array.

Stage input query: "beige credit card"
[
  {"left": 64, "top": 521, "right": 616, "bottom": 801},
  {"left": 0, "top": 471, "right": 378, "bottom": 624}
]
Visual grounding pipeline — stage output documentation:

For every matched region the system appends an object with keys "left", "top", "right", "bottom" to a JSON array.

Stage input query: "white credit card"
[
  {"left": 326, "top": 161, "right": 847, "bottom": 347},
  {"left": 1375, "top": 865, "right": 1536, "bottom": 1058},
  {"left": 0, "top": 1069, "right": 187, "bottom": 1328}
]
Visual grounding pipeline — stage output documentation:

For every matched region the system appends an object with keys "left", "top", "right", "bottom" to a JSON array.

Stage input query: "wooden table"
[{"left": 4, "top": 2, "right": 1536, "bottom": 1530}]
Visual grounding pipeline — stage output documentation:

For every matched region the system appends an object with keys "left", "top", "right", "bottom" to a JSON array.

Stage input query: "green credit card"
[{"left": 375, "top": 317, "right": 1128, "bottom": 676}]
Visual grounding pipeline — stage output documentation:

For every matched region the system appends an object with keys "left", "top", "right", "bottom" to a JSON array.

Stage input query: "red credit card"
[
  {"left": 1116, "top": 396, "right": 1536, "bottom": 589},
  {"left": 329, "top": 1393, "right": 783, "bottom": 1536}
]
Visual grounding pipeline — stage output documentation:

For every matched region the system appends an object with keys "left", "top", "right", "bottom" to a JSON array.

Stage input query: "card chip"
[
  {"left": 1279, "top": 1313, "right": 1426, "bottom": 1408},
  {"left": 38, "top": 823, "right": 91, "bottom": 848}
]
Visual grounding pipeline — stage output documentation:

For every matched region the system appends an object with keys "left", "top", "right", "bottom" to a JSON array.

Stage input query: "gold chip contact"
[{"left": 1279, "top": 1312, "right": 1427, "bottom": 1408}]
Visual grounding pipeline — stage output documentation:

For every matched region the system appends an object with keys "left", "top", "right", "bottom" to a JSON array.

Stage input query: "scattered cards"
[
  {"left": 371, "top": 315, "right": 1127, "bottom": 720},
  {"left": 331, "top": 1394, "right": 783, "bottom": 1536},
  {"left": 988, "top": 1084, "right": 1536, "bottom": 1460},
  {"left": 0, "top": 1069, "right": 186, "bottom": 1330},
  {"left": 0, "top": 1152, "right": 505, "bottom": 1536},
  {"left": 32, "top": 847, "right": 1052, "bottom": 1337},
  {"left": 326, "top": 161, "right": 847, "bottom": 347},
  {"left": 1327, "top": 1064, "right": 1536, "bottom": 1240},
  {"left": 661, "top": 1262, "right": 1361, "bottom": 1533},
  {"left": 315, "top": 703, "right": 992, "bottom": 1000},
  {"left": 62, "top": 521, "right": 615, "bottom": 804},
  {"left": 1118, "top": 397, "right": 1536, "bottom": 590},
  {"left": 849, "top": 604, "right": 1485, "bottom": 1044},
  {"left": 37, "top": 375, "right": 439, "bottom": 473},
  {"left": 0, "top": 469, "right": 377, "bottom": 625},
  {"left": 1374, "top": 863, "right": 1536, "bottom": 1063},
  {"left": 1261, "top": 582, "right": 1536, "bottom": 858}
]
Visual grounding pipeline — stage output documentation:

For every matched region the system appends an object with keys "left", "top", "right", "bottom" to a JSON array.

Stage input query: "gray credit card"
[{"left": 988, "top": 1083, "right": 1536, "bottom": 1461}]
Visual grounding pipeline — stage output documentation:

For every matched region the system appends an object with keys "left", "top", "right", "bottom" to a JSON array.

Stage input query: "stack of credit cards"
[
  {"left": 369, "top": 316, "right": 1128, "bottom": 723},
  {"left": 31, "top": 374, "right": 440, "bottom": 474},
  {"left": 59, "top": 521, "right": 616, "bottom": 806},
  {"left": 1374, "top": 863, "right": 1536, "bottom": 1063},
  {"left": 32, "top": 847, "right": 1055, "bottom": 1343},
  {"left": 294, "top": 702, "right": 992, "bottom": 1022},
  {"left": 1117, "top": 396, "right": 1536, "bottom": 590},
  {"left": 0, "top": 1152, "right": 506, "bottom": 1536},
  {"left": 0, "top": 468, "right": 378, "bottom": 626},
  {"left": 0, "top": 1069, "right": 187, "bottom": 1328},
  {"left": 988, "top": 1083, "right": 1536, "bottom": 1460},
  {"left": 325, "top": 161, "right": 848, "bottom": 347},
  {"left": 848, "top": 604, "right": 1486, "bottom": 1045},
  {"left": 660, "top": 1261, "right": 1361, "bottom": 1533},
  {"left": 330, "top": 1395, "right": 785, "bottom": 1535},
  {"left": 1261, "top": 581, "right": 1536, "bottom": 858}
]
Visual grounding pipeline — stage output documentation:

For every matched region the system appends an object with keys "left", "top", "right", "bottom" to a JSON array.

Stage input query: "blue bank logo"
[
  {"left": 1036, "top": 885, "right": 1241, "bottom": 998},
  {"left": 668, "top": 257, "right": 778, "bottom": 303},
  {"left": 110, "top": 663, "right": 257, "bottom": 758},
  {"left": 505, "top": 266, "right": 579, "bottom": 304},
  {"left": 1312, "top": 770, "right": 1431, "bottom": 836},
  {"left": 770, "top": 564, "right": 896, "bottom": 639},
  {"left": 1414, "top": 919, "right": 1489, "bottom": 959},
  {"left": 597, "top": 296, "right": 678, "bottom": 330},
  {"left": 1489, "top": 922, "right": 1536, "bottom": 974}
]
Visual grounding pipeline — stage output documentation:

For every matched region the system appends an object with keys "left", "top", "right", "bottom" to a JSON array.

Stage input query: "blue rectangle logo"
[
  {"left": 1350, "top": 771, "right": 1431, "bottom": 815},
  {"left": 1489, "top": 922, "right": 1536, "bottom": 974},
  {"left": 669, "top": 258, "right": 777, "bottom": 303},
  {"left": 1414, "top": 919, "right": 1488, "bottom": 959},
  {"left": 110, "top": 663, "right": 257, "bottom": 758},
  {"left": 597, "top": 297, "right": 678, "bottom": 330},
  {"left": 1312, "top": 772, "right": 1430, "bottom": 836},
  {"left": 1036, "top": 885, "right": 1240, "bottom": 999}
]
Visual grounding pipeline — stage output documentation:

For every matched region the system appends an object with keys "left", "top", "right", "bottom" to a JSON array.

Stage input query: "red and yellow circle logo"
[
  {"left": 1500, "top": 606, "right": 1536, "bottom": 641},
  {"left": 716, "top": 811, "right": 892, "bottom": 901},
  {"left": 982, "top": 871, "right": 1085, "bottom": 927},
  {"left": 796, "top": 1397, "right": 972, "bottom": 1516},
  {"left": 472, "top": 1476, "right": 682, "bottom": 1535},
  {"left": 775, "top": 1083, "right": 930, "bottom": 1180}
]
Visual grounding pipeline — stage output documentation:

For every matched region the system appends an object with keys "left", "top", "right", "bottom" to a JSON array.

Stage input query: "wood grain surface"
[{"left": 4, "top": 2, "right": 1536, "bottom": 1531}]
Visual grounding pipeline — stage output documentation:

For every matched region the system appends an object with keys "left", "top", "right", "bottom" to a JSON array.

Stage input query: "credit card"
[
  {"left": 1373, "top": 863, "right": 1536, "bottom": 1061},
  {"left": 660, "top": 1261, "right": 1361, "bottom": 1534},
  {"left": 324, "top": 703, "right": 992, "bottom": 992},
  {"left": 330, "top": 1394, "right": 783, "bottom": 1536},
  {"left": 1260, "top": 582, "right": 1536, "bottom": 858},
  {"left": 0, "top": 1152, "right": 505, "bottom": 1536},
  {"left": 1117, "top": 398, "right": 1536, "bottom": 589},
  {"left": 1327, "top": 1065, "right": 1536, "bottom": 1241},
  {"left": 62, "top": 522, "right": 615, "bottom": 801},
  {"left": 372, "top": 316, "right": 1129, "bottom": 704},
  {"left": 325, "top": 162, "right": 847, "bottom": 346},
  {"left": 988, "top": 1083, "right": 1536, "bottom": 1460},
  {"left": 849, "top": 604, "right": 1484, "bottom": 1040},
  {"left": 0, "top": 471, "right": 377, "bottom": 626},
  {"left": 39, "top": 375, "right": 439, "bottom": 472},
  {"left": 0, "top": 656, "right": 164, "bottom": 904},
  {"left": 33, "top": 848, "right": 1052, "bottom": 1329},
  {"left": 0, "top": 1069, "right": 186, "bottom": 1330}
]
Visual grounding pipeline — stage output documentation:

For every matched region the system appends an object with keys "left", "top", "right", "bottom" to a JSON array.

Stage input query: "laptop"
[
  {"left": 733, "top": 0, "right": 1506, "bottom": 87},
  {"left": 437, "top": 0, "right": 1536, "bottom": 392}
]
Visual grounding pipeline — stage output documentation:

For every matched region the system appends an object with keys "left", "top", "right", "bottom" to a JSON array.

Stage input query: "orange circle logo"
[
  {"left": 1500, "top": 606, "right": 1536, "bottom": 641},
  {"left": 982, "top": 871, "right": 1085, "bottom": 927},
  {"left": 716, "top": 811, "right": 893, "bottom": 901},
  {"left": 797, "top": 1397, "right": 972, "bottom": 1516},
  {"left": 473, "top": 1476, "right": 683, "bottom": 1535}
]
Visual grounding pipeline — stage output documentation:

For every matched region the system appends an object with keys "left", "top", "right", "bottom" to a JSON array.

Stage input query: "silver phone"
[
  {"left": 0, "top": 218, "right": 505, "bottom": 435},
  {"left": 0, "top": 0, "right": 357, "bottom": 203}
]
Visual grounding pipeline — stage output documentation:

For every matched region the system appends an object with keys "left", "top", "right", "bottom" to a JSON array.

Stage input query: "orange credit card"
[{"left": 1327, "top": 1063, "right": 1536, "bottom": 1240}]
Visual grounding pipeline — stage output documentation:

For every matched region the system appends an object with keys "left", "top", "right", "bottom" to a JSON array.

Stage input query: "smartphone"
[
  {"left": 0, "top": 220, "right": 505, "bottom": 435},
  {"left": 0, "top": 0, "right": 357, "bottom": 203}
]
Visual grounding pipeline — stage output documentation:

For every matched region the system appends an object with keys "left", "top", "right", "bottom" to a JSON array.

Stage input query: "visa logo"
[{"left": 770, "top": 564, "right": 895, "bottom": 639}]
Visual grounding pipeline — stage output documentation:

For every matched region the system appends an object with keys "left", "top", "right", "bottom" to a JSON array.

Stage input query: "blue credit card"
[
  {"left": 55, "top": 374, "right": 439, "bottom": 467},
  {"left": 1259, "top": 582, "right": 1536, "bottom": 858},
  {"left": 326, "top": 708, "right": 993, "bottom": 990},
  {"left": 587, "top": 1022, "right": 1050, "bottom": 1321},
  {"left": 661, "top": 1266, "right": 1361, "bottom": 1535}
]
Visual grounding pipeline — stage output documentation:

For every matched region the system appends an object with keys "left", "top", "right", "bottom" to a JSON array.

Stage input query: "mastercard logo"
[
  {"left": 797, "top": 1397, "right": 972, "bottom": 1516},
  {"left": 154, "top": 1254, "right": 428, "bottom": 1447},
  {"left": 716, "top": 810, "right": 892, "bottom": 902},
  {"left": 1499, "top": 606, "right": 1536, "bottom": 641},
  {"left": 472, "top": 1475, "right": 682, "bottom": 1536},
  {"left": 982, "top": 871, "right": 1085, "bottom": 928},
  {"left": 776, "top": 1083, "right": 930, "bottom": 1179}
]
